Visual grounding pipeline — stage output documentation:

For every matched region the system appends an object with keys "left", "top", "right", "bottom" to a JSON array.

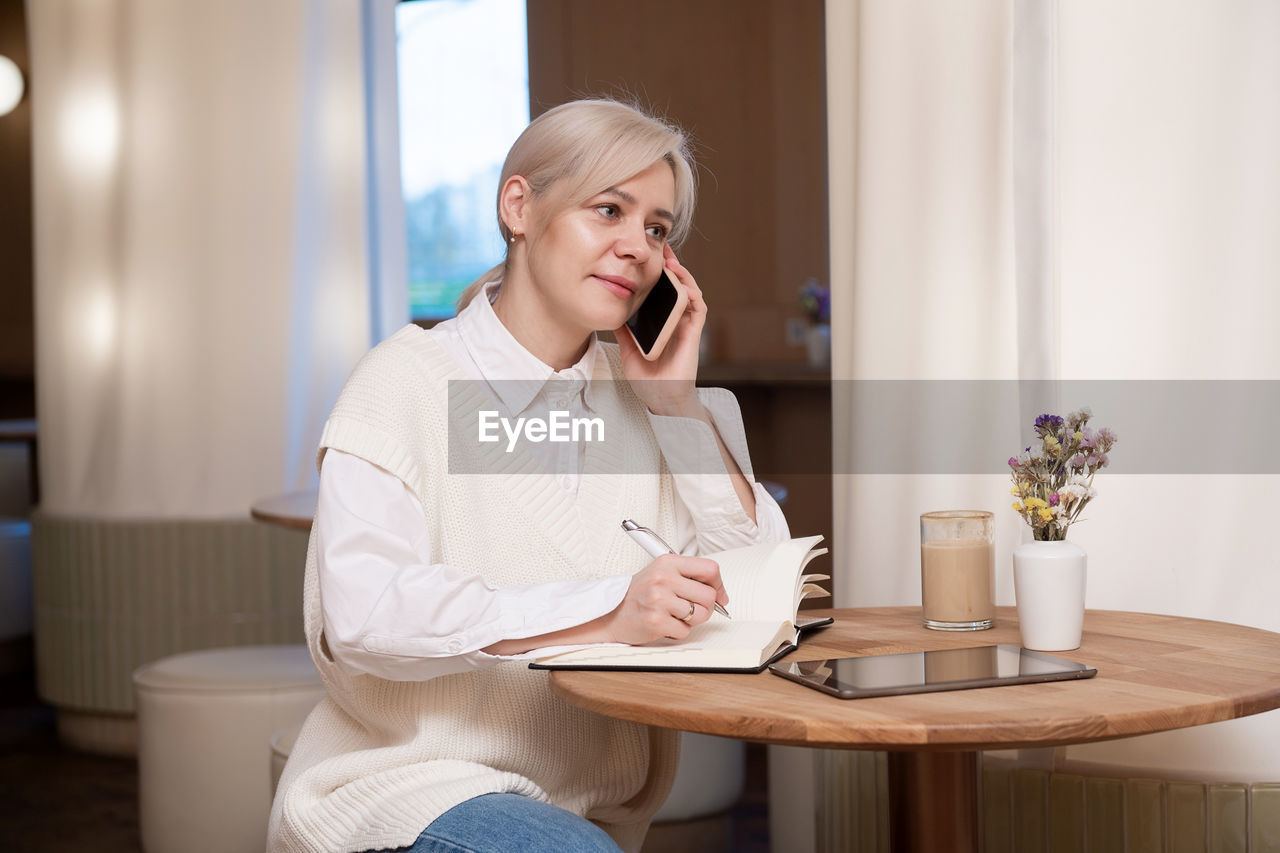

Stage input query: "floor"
[
  {"left": 0, "top": 666, "right": 141, "bottom": 851},
  {"left": 0, "top": 657, "right": 771, "bottom": 853}
]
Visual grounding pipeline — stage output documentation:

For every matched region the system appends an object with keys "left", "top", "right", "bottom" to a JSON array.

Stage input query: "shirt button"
[{"left": 446, "top": 639, "right": 463, "bottom": 654}]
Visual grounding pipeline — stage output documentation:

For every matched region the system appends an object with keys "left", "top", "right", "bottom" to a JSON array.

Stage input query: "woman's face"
[{"left": 524, "top": 160, "right": 677, "bottom": 337}]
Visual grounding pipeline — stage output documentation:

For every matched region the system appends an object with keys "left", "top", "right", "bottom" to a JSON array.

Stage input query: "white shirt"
[{"left": 317, "top": 282, "right": 790, "bottom": 681}]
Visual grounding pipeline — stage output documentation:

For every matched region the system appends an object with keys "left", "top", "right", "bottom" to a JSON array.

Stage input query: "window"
[{"left": 396, "top": 0, "right": 529, "bottom": 320}]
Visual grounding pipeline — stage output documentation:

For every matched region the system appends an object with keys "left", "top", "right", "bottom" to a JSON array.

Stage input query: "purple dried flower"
[
  {"left": 797, "top": 278, "right": 830, "bottom": 324},
  {"left": 1049, "top": 493, "right": 1060, "bottom": 506},
  {"left": 1008, "top": 456, "right": 1019, "bottom": 468},
  {"left": 1033, "top": 414, "right": 1066, "bottom": 439}
]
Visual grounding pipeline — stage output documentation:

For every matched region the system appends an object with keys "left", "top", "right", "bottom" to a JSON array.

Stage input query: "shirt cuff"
[
  {"left": 361, "top": 573, "right": 631, "bottom": 656},
  {"left": 487, "top": 574, "right": 632, "bottom": 653},
  {"left": 469, "top": 574, "right": 637, "bottom": 663}
]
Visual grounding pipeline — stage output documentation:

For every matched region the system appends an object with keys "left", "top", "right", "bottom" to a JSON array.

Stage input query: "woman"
[{"left": 268, "top": 99, "right": 790, "bottom": 853}]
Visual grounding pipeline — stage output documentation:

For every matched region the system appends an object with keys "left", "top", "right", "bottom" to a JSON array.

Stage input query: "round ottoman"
[
  {"left": 269, "top": 723, "right": 300, "bottom": 798},
  {"left": 652, "top": 733, "right": 745, "bottom": 822},
  {"left": 133, "top": 644, "right": 326, "bottom": 853}
]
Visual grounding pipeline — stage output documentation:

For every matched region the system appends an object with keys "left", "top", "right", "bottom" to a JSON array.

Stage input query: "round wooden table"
[
  {"left": 249, "top": 488, "right": 318, "bottom": 531},
  {"left": 550, "top": 606, "right": 1280, "bottom": 853}
]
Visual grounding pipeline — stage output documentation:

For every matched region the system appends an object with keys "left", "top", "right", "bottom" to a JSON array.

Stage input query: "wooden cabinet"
[
  {"left": 528, "top": 0, "right": 834, "bottom": 576},
  {"left": 527, "top": 0, "right": 828, "bottom": 365}
]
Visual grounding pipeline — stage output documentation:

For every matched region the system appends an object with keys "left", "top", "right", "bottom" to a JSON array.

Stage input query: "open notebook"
[{"left": 530, "top": 535, "right": 830, "bottom": 673}]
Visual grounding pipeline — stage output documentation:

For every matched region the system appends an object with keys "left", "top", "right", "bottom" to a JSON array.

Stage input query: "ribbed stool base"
[{"left": 57, "top": 709, "right": 138, "bottom": 757}]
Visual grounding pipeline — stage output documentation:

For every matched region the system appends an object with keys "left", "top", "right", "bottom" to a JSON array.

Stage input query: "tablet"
[{"left": 768, "top": 644, "right": 1096, "bottom": 699}]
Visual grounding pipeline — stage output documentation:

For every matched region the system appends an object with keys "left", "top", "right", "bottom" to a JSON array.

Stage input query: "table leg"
[{"left": 886, "top": 750, "right": 980, "bottom": 853}]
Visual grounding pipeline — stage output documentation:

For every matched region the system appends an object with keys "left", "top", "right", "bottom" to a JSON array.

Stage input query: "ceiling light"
[{"left": 0, "top": 56, "right": 24, "bottom": 117}]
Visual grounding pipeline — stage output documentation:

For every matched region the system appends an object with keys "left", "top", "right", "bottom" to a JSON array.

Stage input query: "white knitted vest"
[{"left": 268, "top": 326, "right": 680, "bottom": 853}]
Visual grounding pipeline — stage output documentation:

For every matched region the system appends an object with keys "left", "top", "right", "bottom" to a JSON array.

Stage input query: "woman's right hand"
[{"left": 604, "top": 554, "right": 728, "bottom": 645}]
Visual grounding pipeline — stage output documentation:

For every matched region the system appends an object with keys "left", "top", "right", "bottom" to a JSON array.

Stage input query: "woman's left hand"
[{"left": 615, "top": 244, "right": 706, "bottom": 417}]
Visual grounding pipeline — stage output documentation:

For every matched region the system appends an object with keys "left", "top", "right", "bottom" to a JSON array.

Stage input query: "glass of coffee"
[{"left": 920, "top": 510, "right": 995, "bottom": 631}]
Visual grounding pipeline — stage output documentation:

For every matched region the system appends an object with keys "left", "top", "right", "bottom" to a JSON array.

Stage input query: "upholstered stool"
[
  {"left": 269, "top": 722, "right": 299, "bottom": 798},
  {"left": 652, "top": 733, "right": 745, "bottom": 821},
  {"left": 133, "top": 645, "right": 326, "bottom": 853}
]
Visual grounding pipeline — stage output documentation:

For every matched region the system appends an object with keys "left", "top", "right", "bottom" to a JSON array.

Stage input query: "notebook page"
[
  {"left": 651, "top": 619, "right": 781, "bottom": 651},
  {"left": 536, "top": 619, "right": 782, "bottom": 665},
  {"left": 711, "top": 536, "right": 825, "bottom": 621}
]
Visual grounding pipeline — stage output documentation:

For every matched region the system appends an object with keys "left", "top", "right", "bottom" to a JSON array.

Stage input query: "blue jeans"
[{"left": 362, "top": 793, "right": 624, "bottom": 853}]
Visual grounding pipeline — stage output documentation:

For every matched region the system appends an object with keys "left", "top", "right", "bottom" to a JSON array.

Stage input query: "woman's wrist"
[{"left": 482, "top": 610, "right": 618, "bottom": 655}]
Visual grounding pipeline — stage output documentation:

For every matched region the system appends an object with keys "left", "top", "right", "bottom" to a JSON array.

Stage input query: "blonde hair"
[{"left": 455, "top": 98, "right": 697, "bottom": 311}]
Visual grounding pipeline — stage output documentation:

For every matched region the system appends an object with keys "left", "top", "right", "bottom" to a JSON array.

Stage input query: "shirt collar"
[{"left": 456, "top": 281, "right": 599, "bottom": 414}]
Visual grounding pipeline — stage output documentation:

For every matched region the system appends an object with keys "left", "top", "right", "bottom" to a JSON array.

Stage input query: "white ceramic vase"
[
  {"left": 805, "top": 323, "right": 831, "bottom": 368},
  {"left": 1012, "top": 539, "right": 1087, "bottom": 651}
]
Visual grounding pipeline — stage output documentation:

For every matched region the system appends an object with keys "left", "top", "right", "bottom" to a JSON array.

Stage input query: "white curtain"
[
  {"left": 27, "top": 0, "right": 403, "bottom": 518},
  {"left": 830, "top": 0, "right": 1280, "bottom": 780},
  {"left": 829, "top": 0, "right": 1022, "bottom": 610}
]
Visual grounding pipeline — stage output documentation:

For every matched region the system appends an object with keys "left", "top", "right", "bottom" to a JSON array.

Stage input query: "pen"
[{"left": 620, "top": 519, "right": 731, "bottom": 619}]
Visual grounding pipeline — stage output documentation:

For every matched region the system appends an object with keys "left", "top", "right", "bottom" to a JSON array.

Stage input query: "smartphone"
[
  {"left": 623, "top": 269, "right": 688, "bottom": 361},
  {"left": 768, "top": 645, "right": 1096, "bottom": 700}
]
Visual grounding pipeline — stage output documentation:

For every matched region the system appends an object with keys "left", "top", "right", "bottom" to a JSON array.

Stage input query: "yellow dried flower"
[
  {"left": 1012, "top": 502, "right": 1023, "bottom": 512},
  {"left": 1037, "top": 507, "right": 1053, "bottom": 522}
]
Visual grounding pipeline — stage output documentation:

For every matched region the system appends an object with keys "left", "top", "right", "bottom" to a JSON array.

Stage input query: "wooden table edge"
[
  {"left": 249, "top": 507, "right": 315, "bottom": 531},
  {"left": 549, "top": 607, "right": 1280, "bottom": 752},
  {"left": 249, "top": 488, "right": 319, "bottom": 531}
]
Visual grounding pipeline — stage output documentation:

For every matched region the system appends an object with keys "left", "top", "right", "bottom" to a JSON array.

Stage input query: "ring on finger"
[{"left": 680, "top": 600, "right": 695, "bottom": 623}]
